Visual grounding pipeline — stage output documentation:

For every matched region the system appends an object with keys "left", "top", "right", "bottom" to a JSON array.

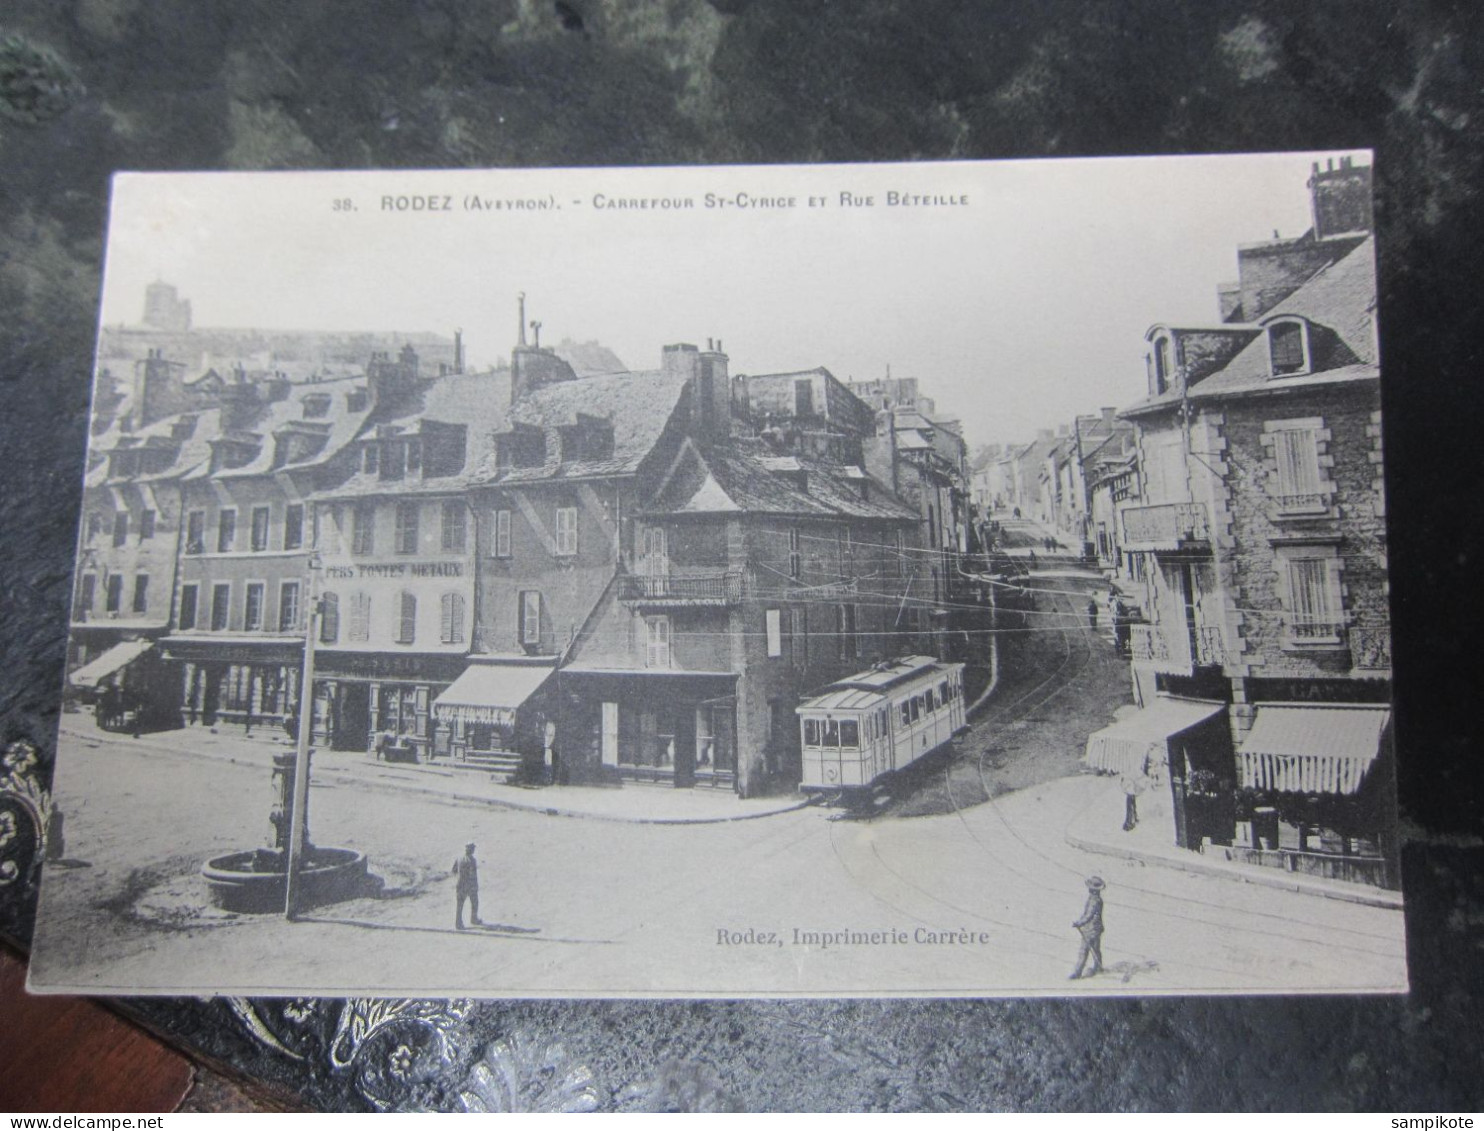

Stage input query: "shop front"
[
  {"left": 553, "top": 667, "right": 739, "bottom": 790},
  {"left": 162, "top": 635, "right": 302, "bottom": 735},
  {"left": 312, "top": 651, "right": 467, "bottom": 759},
  {"left": 431, "top": 658, "right": 556, "bottom": 779},
  {"left": 1231, "top": 703, "right": 1396, "bottom": 888},
  {"left": 69, "top": 638, "right": 181, "bottom": 732},
  {"left": 1083, "top": 696, "right": 1232, "bottom": 850}
]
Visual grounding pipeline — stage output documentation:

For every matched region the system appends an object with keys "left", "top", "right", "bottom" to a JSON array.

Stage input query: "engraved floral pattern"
[
  {"left": 0, "top": 740, "right": 49, "bottom": 888},
  {"left": 454, "top": 1033, "right": 602, "bottom": 1114}
]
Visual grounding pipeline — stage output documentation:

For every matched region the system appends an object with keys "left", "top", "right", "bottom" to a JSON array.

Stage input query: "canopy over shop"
[
  {"left": 432, "top": 658, "right": 556, "bottom": 765},
  {"left": 1237, "top": 704, "right": 1391, "bottom": 795},
  {"left": 1083, "top": 697, "right": 1227, "bottom": 777}
]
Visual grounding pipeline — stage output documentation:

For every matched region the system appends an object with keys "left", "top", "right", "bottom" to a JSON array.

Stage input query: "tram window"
[
  {"left": 804, "top": 719, "right": 820, "bottom": 746},
  {"left": 840, "top": 720, "right": 859, "bottom": 748},
  {"left": 938, "top": 681, "right": 949, "bottom": 705},
  {"left": 900, "top": 701, "right": 911, "bottom": 726},
  {"left": 823, "top": 719, "right": 840, "bottom": 747},
  {"left": 910, "top": 697, "right": 922, "bottom": 722}
]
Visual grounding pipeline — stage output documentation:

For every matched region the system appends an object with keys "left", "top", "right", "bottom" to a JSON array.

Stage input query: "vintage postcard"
[{"left": 25, "top": 155, "right": 1405, "bottom": 997}]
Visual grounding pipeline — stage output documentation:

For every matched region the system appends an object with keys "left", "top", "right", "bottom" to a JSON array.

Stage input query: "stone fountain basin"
[{"left": 202, "top": 846, "right": 368, "bottom": 913}]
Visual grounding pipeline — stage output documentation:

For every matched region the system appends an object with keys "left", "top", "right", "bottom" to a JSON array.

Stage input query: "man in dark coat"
[
  {"left": 1070, "top": 876, "right": 1106, "bottom": 979},
  {"left": 453, "top": 842, "right": 482, "bottom": 930}
]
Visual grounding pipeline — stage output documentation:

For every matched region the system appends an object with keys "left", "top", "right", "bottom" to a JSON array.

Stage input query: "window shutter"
[
  {"left": 350, "top": 592, "right": 370, "bottom": 641},
  {"left": 320, "top": 592, "right": 339, "bottom": 643},
  {"left": 398, "top": 591, "right": 417, "bottom": 644}
]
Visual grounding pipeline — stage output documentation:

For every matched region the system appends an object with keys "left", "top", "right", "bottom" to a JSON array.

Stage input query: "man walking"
[
  {"left": 1086, "top": 596, "right": 1099, "bottom": 630},
  {"left": 453, "top": 842, "right": 482, "bottom": 930},
  {"left": 1070, "top": 876, "right": 1106, "bottom": 979}
]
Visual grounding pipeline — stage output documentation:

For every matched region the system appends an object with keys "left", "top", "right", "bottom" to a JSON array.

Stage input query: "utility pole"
[{"left": 284, "top": 553, "right": 322, "bottom": 920}]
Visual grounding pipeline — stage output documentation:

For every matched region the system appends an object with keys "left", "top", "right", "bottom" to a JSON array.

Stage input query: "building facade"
[{"left": 1098, "top": 157, "right": 1395, "bottom": 887}]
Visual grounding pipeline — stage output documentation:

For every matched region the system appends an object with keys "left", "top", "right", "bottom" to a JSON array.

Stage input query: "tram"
[{"left": 796, "top": 656, "right": 967, "bottom": 793}]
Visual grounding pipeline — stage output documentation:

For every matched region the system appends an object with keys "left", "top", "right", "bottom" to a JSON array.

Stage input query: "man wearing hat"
[
  {"left": 1070, "top": 876, "right": 1106, "bottom": 979},
  {"left": 453, "top": 842, "right": 482, "bottom": 930}
]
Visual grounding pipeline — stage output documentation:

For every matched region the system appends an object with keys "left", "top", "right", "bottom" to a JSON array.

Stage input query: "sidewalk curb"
[
  {"left": 1065, "top": 831, "right": 1404, "bottom": 911},
  {"left": 59, "top": 723, "right": 816, "bottom": 827}
]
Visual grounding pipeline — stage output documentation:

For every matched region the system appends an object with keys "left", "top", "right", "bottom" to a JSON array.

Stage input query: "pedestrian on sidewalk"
[
  {"left": 1086, "top": 597, "right": 1099, "bottom": 630},
  {"left": 453, "top": 842, "right": 482, "bottom": 930},
  {"left": 1120, "top": 770, "right": 1144, "bottom": 831},
  {"left": 1070, "top": 876, "right": 1105, "bottom": 979}
]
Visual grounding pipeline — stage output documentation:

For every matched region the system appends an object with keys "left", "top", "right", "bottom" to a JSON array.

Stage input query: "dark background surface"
[{"left": 1, "top": 0, "right": 1480, "bottom": 1111}]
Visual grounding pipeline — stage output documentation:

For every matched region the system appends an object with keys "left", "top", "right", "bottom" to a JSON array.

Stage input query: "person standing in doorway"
[
  {"left": 1070, "top": 876, "right": 1106, "bottom": 979},
  {"left": 453, "top": 842, "right": 482, "bottom": 930}
]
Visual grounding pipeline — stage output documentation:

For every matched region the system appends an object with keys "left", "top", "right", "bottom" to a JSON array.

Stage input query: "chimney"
[
  {"left": 1308, "top": 157, "right": 1373, "bottom": 240},
  {"left": 862, "top": 410, "right": 899, "bottom": 493},
  {"left": 453, "top": 328, "right": 464, "bottom": 374},
  {"left": 694, "top": 341, "right": 731, "bottom": 442},
  {"left": 1101, "top": 406, "right": 1117, "bottom": 427},
  {"left": 661, "top": 342, "right": 700, "bottom": 382},
  {"left": 511, "top": 343, "right": 577, "bottom": 404}
]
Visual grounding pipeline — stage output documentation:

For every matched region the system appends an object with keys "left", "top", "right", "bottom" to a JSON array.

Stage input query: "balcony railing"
[
  {"left": 1272, "top": 492, "right": 1328, "bottom": 515},
  {"left": 1130, "top": 621, "right": 1226, "bottom": 673},
  {"left": 1121, "top": 502, "right": 1211, "bottom": 551},
  {"left": 1351, "top": 626, "right": 1392, "bottom": 670},
  {"left": 1129, "top": 623, "right": 1192, "bottom": 674},
  {"left": 618, "top": 570, "right": 744, "bottom": 606},
  {"left": 1194, "top": 624, "right": 1227, "bottom": 667}
]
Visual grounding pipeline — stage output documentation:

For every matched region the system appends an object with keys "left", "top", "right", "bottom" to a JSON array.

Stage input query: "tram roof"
[{"left": 798, "top": 656, "right": 954, "bottom": 710}]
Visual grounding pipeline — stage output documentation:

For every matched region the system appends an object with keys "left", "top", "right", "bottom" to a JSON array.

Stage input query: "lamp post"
[{"left": 284, "top": 552, "right": 322, "bottom": 920}]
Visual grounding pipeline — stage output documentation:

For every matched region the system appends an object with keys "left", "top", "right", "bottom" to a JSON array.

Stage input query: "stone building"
[{"left": 1091, "top": 156, "right": 1395, "bottom": 887}]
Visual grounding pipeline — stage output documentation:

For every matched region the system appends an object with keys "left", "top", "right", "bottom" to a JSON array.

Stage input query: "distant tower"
[{"left": 142, "top": 281, "right": 192, "bottom": 332}]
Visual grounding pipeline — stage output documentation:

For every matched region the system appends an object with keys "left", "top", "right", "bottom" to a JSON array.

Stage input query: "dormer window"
[
  {"left": 1267, "top": 318, "right": 1310, "bottom": 377},
  {"left": 1152, "top": 336, "right": 1173, "bottom": 395},
  {"left": 302, "top": 394, "right": 332, "bottom": 418}
]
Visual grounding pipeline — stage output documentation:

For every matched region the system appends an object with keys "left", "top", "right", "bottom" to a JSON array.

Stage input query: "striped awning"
[
  {"left": 433, "top": 661, "right": 554, "bottom": 726},
  {"left": 1237, "top": 705, "right": 1390, "bottom": 795},
  {"left": 1083, "top": 698, "right": 1226, "bottom": 777},
  {"left": 69, "top": 640, "right": 153, "bottom": 688}
]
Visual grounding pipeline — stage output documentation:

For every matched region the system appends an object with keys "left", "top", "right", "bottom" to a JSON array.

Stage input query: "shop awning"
[
  {"left": 1083, "top": 697, "right": 1226, "bottom": 777},
  {"left": 433, "top": 661, "right": 554, "bottom": 726},
  {"left": 70, "top": 640, "right": 153, "bottom": 688},
  {"left": 1237, "top": 705, "right": 1390, "bottom": 795}
]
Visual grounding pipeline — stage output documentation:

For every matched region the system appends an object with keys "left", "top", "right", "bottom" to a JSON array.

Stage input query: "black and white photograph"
[{"left": 24, "top": 154, "right": 1405, "bottom": 998}]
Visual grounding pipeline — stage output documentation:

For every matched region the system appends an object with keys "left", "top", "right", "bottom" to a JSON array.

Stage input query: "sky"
[{"left": 99, "top": 152, "right": 1368, "bottom": 448}]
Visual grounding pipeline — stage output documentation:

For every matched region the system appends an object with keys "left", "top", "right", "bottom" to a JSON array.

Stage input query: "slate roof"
[
  {"left": 200, "top": 375, "right": 374, "bottom": 480},
  {"left": 86, "top": 407, "right": 223, "bottom": 488},
  {"left": 474, "top": 369, "right": 691, "bottom": 485},
  {"left": 317, "top": 369, "right": 514, "bottom": 499},
  {"left": 647, "top": 438, "right": 917, "bottom": 522},
  {"left": 1123, "top": 237, "right": 1377, "bottom": 416}
]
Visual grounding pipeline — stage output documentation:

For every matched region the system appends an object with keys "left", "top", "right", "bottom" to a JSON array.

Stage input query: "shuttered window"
[
  {"left": 440, "top": 592, "right": 465, "bottom": 644},
  {"left": 319, "top": 591, "right": 339, "bottom": 643},
  {"left": 349, "top": 592, "right": 371, "bottom": 641},
  {"left": 396, "top": 591, "right": 417, "bottom": 644},
  {"left": 519, "top": 591, "right": 541, "bottom": 646}
]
